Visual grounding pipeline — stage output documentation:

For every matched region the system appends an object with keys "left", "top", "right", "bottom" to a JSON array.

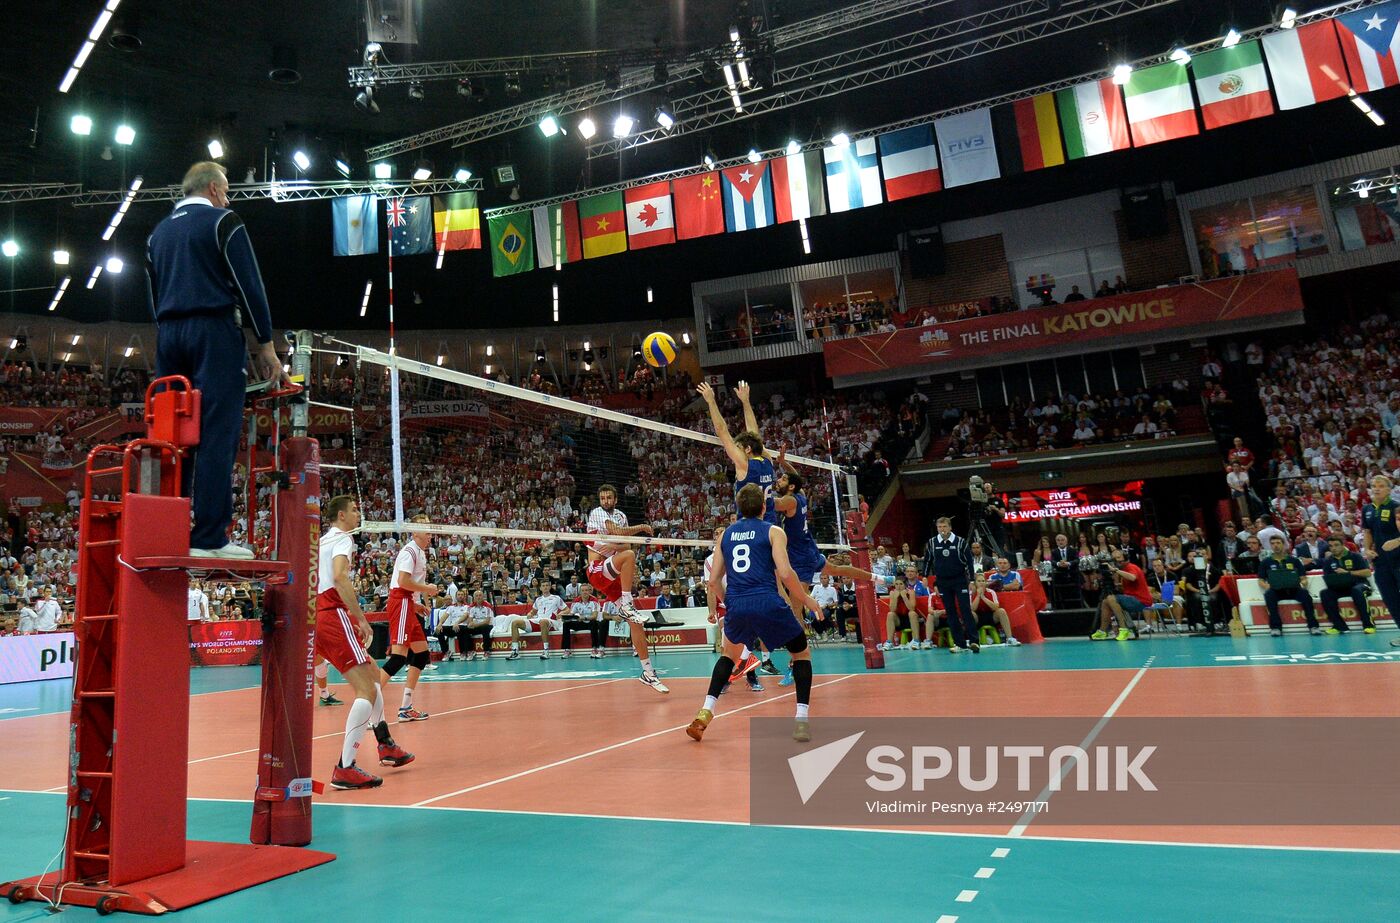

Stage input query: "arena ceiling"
[{"left": 2, "top": 0, "right": 1397, "bottom": 333}]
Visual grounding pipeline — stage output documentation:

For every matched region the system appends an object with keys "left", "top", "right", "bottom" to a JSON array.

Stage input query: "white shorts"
[
  {"left": 530, "top": 617, "right": 563, "bottom": 633},
  {"left": 490, "top": 615, "right": 520, "bottom": 636}
]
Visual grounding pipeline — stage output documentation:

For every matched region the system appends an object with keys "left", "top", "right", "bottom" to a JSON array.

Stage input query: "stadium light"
[
  {"left": 486, "top": 344, "right": 494, "bottom": 356},
  {"left": 484, "top": 363, "right": 492, "bottom": 375},
  {"left": 747, "top": 148, "right": 761, "bottom": 163},
  {"left": 114, "top": 123, "right": 135, "bottom": 145},
  {"left": 539, "top": 115, "right": 560, "bottom": 137},
  {"left": 53, "top": 249, "right": 70, "bottom": 265},
  {"left": 577, "top": 117, "right": 597, "bottom": 140},
  {"left": 123, "top": 345, "right": 134, "bottom": 358},
  {"left": 60, "top": 0, "right": 121, "bottom": 93},
  {"left": 830, "top": 132, "right": 850, "bottom": 147},
  {"left": 1223, "top": 28, "right": 1241, "bottom": 47},
  {"left": 436, "top": 354, "right": 445, "bottom": 366},
  {"left": 47, "top": 276, "right": 72, "bottom": 312},
  {"left": 1279, "top": 7, "right": 1297, "bottom": 29},
  {"left": 70, "top": 114, "right": 93, "bottom": 135},
  {"left": 702, "top": 151, "right": 716, "bottom": 169},
  {"left": 106, "top": 256, "right": 124, "bottom": 273},
  {"left": 1, "top": 240, "right": 17, "bottom": 258},
  {"left": 647, "top": 286, "right": 654, "bottom": 303},
  {"left": 1170, "top": 48, "right": 1191, "bottom": 65},
  {"left": 454, "top": 167, "right": 472, "bottom": 182},
  {"left": 1112, "top": 64, "right": 1133, "bottom": 85},
  {"left": 786, "top": 139, "right": 801, "bottom": 155},
  {"left": 681, "top": 332, "right": 691, "bottom": 345},
  {"left": 208, "top": 138, "right": 224, "bottom": 159},
  {"left": 613, "top": 114, "right": 635, "bottom": 138},
  {"left": 360, "top": 280, "right": 373, "bottom": 317},
  {"left": 71, "top": 334, "right": 81, "bottom": 345},
  {"left": 654, "top": 106, "right": 675, "bottom": 130},
  {"left": 335, "top": 157, "right": 351, "bottom": 177},
  {"left": 373, "top": 162, "right": 392, "bottom": 179},
  {"left": 413, "top": 159, "right": 432, "bottom": 180},
  {"left": 292, "top": 149, "right": 311, "bottom": 171}
]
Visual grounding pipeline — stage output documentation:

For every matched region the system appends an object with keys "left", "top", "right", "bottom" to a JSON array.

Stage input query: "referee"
[
  {"left": 922, "top": 516, "right": 980, "bottom": 653},
  {"left": 144, "top": 162, "right": 290, "bottom": 559},
  {"left": 1360, "top": 474, "right": 1400, "bottom": 645}
]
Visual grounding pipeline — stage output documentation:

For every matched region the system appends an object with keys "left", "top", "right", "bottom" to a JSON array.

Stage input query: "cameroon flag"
[
  {"left": 433, "top": 192, "right": 481, "bottom": 250},
  {"left": 487, "top": 210, "right": 534, "bottom": 277},
  {"left": 578, "top": 191, "right": 627, "bottom": 259}
]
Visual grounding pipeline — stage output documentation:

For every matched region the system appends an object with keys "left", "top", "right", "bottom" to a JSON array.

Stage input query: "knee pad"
[
  {"left": 410, "top": 650, "right": 431, "bottom": 670},
  {"left": 382, "top": 653, "right": 408, "bottom": 678},
  {"left": 784, "top": 634, "right": 810, "bottom": 656},
  {"left": 314, "top": 661, "right": 329, "bottom": 680}
]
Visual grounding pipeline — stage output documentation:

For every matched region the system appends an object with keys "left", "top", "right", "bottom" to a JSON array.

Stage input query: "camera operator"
[
  {"left": 1091, "top": 549, "right": 1150, "bottom": 641},
  {"left": 1319, "top": 536, "right": 1375, "bottom": 634},
  {"left": 983, "top": 481, "right": 1007, "bottom": 552},
  {"left": 922, "top": 516, "right": 980, "bottom": 653}
]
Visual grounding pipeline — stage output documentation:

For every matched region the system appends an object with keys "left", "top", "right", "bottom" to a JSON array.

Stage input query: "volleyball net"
[{"left": 310, "top": 337, "right": 858, "bottom": 582}]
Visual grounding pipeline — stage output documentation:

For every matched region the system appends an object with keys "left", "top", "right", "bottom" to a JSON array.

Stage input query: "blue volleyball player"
[
  {"left": 697, "top": 379, "right": 778, "bottom": 524},
  {"left": 688, "top": 483, "right": 826, "bottom": 744}
]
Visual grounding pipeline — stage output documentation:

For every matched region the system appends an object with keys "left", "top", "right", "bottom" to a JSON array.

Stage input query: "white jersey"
[
  {"left": 35, "top": 599, "right": 62, "bottom": 632},
  {"left": 17, "top": 606, "right": 37, "bottom": 633},
  {"left": 187, "top": 588, "right": 209, "bottom": 622},
  {"left": 466, "top": 604, "right": 494, "bottom": 626},
  {"left": 587, "top": 506, "right": 628, "bottom": 557},
  {"left": 703, "top": 552, "right": 727, "bottom": 591},
  {"left": 391, "top": 542, "right": 428, "bottom": 593},
  {"left": 318, "top": 527, "right": 355, "bottom": 595},
  {"left": 440, "top": 604, "right": 468, "bottom": 628},
  {"left": 531, "top": 594, "right": 565, "bottom": 622}
]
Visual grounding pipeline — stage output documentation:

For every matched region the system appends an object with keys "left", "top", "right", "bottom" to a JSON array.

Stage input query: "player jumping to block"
[
  {"left": 316, "top": 496, "right": 413, "bottom": 790},
  {"left": 380, "top": 514, "right": 439, "bottom": 721},
  {"left": 586, "top": 484, "right": 669, "bottom": 693},
  {"left": 688, "top": 483, "right": 826, "bottom": 744}
]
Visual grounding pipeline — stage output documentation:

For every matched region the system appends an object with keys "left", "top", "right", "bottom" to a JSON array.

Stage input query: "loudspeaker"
[
  {"left": 1121, "top": 187, "right": 1169, "bottom": 239},
  {"left": 909, "top": 228, "right": 945, "bottom": 277}
]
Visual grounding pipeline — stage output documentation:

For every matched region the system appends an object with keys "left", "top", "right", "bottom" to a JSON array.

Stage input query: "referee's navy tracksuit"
[
  {"left": 144, "top": 197, "right": 274, "bottom": 551},
  {"left": 924, "top": 532, "right": 976, "bottom": 648}
]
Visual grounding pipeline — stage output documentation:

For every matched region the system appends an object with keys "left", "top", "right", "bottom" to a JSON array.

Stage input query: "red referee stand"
[
  {"left": 845, "top": 508, "right": 885, "bottom": 670},
  {"left": 3, "top": 374, "right": 333, "bottom": 915}
]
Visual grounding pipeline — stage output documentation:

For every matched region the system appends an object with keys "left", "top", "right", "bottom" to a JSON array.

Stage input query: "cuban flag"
[
  {"left": 720, "top": 162, "right": 776, "bottom": 232},
  {"left": 877, "top": 125, "right": 941, "bottom": 201},
  {"left": 823, "top": 137, "right": 883, "bottom": 212}
]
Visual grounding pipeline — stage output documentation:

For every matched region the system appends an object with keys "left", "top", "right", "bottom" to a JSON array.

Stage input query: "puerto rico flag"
[
  {"left": 823, "top": 137, "right": 883, "bottom": 212},
  {"left": 1335, "top": 1, "right": 1400, "bottom": 91},
  {"left": 720, "top": 161, "right": 776, "bottom": 232},
  {"left": 877, "top": 125, "right": 941, "bottom": 201}
]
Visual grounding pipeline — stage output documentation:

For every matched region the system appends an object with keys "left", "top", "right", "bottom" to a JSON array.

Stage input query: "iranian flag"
[
  {"left": 1123, "top": 62, "right": 1199, "bottom": 146},
  {"left": 623, "top": 181, "right": 675, "bottom": 249},
  {"left": 1055, "top": 77, "right": 1131, "bottom": 159},
  {"left": 1261, "top": 20, "right": 1349, "bottom": 109},
  {"left": 1191, "top": 41, "right": 1274, "bottom": 129}
]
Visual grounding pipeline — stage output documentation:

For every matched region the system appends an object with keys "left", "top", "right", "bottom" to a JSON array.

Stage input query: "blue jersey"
[
  {"left": 721, "top": 517, "right": 784, "bottom": 609},
  {"left": 735, "top": 456, "right": 778, "bottom": 524},
  {"left": 782, "top": 492, "right": 822, "bottom": 563}
]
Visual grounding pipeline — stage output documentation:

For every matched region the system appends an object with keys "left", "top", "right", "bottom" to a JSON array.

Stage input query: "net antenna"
[{"left": 324, "top": 337, "right": 853, "bottom": 555}]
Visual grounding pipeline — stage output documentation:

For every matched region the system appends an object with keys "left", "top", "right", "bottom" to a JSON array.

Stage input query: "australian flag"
[{"left": 386, "top": 196, "right": 434, "bottom": 255}]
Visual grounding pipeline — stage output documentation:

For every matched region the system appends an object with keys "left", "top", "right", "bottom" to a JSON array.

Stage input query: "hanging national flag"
[
  {"left": 623, "top": 181, "right": 676, "bottom": 248},
  {"left": 1191, "top": 41, "right": 1274, "bottom": 129},
  {"left": 1055, "top": 78, "right": 1131, "bottom": 159},
  {"left": 770, "top": 150, "right": 826, "bottom": 223},
  {"left": 719, "top": 161, "right": 776, "bottom": 232},
  {"left": 1261, "top": 20, "right": 1350, "bottom": 109},
  {"left": 671, "top": 172, "right": 726, "bottom": 239},
  {"left": 877, "top": 125, "right": 941, "bottom": 201},
  {"left": 1335, "top": 1, "right": 1400, "bottom": 91},
  {"left": 533, "top": 201, "right": 582, "bottom": 268},
  {"left": 991, "top": 93, "right": 1065, "bottom": 175},
  {"left": 432, "top": 192, "right": 481, "bottom": 251},
  {"left": 385, "top": 196, "right": 434, "bottom": 255},
  {"left": 933, "top": 109, "right": 1000, "bottom": 187},
  {"left": 487, "top": 210, "right": 534, "bottom": 277},
  {"left": 823, "top": 137, "right": 883, "bottom": 213},
  {"left": 331, "top": 195, "right": 378, "bottom": 256},
  {"left": 578, "top": 191, "right": 627, "bottom": 259},
  {"left": 1123, "top": 62, "right": 1200, "bottom": 146}
]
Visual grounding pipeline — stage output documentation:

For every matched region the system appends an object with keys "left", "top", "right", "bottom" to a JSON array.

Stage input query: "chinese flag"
[{"left": 671, "top": 172, "right": 725, "bottom": 240}]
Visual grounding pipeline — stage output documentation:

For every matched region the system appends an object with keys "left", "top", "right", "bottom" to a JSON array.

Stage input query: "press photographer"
[{"left": 1091, "top": 549, "right": 1151, "bottom": 641}]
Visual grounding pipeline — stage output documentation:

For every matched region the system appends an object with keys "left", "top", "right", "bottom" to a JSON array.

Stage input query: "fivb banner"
[
  {"left": 0, "top": 632, "right": 76, "bottom": 685},
  {"left": 999, "top": 481, "right": 1144, "bottom": 523},
  {"left": 824, "top": 269, "right": 1305, "bottom": 382}
]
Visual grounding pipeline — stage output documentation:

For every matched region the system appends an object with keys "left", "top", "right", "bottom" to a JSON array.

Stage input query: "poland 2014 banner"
[{"left": 0, "top": 632, "right": 76, "bottom": 685}]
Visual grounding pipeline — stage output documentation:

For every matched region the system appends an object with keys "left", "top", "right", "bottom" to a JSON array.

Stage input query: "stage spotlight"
[
  {"left": 1279, "top": 7, "right": 1297, "bottom": 28},
  {"left": 71, "top": 114, "right": 93, "bottom": 135},
  {"left": 457, "top": 78, "right": 472, "bottom": 97},
  {"left": 702, "top": 150, "right": 716, "bottom": 169},
  {"left": 1223, "top": 28, "right": 1241, "bottom": 47},
  {"left": 577, "top": 117, "right": 597, "bottom": 139},
  {"left": 105, "top": 256, "right": 124, "bottom": 273},
  {"left": 408, "top": 81, "right": 425, "bottom": 100},
  {"left": 1170, "top": 48, "right": 1191, "bottom": 65},
  {"left": 1112, "top": 63, "right": 1133, "bottom": 85},
  {"left": 208, "top": 138, "right": 224, "bottom": 158},
  {"left": 786, "top": 139, "right": 801, "bottom": 155},
  {"left": 114, "top": 124, "right": 135, "bottom": 145},
  {"left": 1, "top": 241, "right": 17, "bottom": 258},
  {"left": 454, "top": 167, "right": 472, "bottom": 182},
  {"left": 654, "top": 105, "right": 675, "bottom": 130},
  {"left": 830, "top": 131, "right": 850, "bottom": 146},
  {"left": 335, "top": 157, "right": 351, "bottom": 177},
  {"left": 292, "top": 149, "right": 311, "bottom": 171},
  {"left": 373, "top": 162, "right": 392, "bottom": 179},
  {"left": 53, "top": 249, "right": 70, "bottom": 265},
  {"left": 504, "top": 73, "right": 522, "bottom": 97},
  {"left": 653, "top": 61, "right": 669, "bottom": 84},
  {"left": 539, "top": 115, "right": 561, "bottom": 137},
  {"left": 355, "top": 87, "right": 380, "bottom": 113},
  {"left": 613, "top": 114, "right": 635, "bottom": 138}
]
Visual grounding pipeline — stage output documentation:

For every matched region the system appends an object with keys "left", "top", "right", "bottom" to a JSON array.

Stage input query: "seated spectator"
[
  {"left": 1143, "top": 558, "right": 1183, "bottom": 632},
  {"left": 1318, "top": 537, "right": 1374, "bottom": 634},
  {"left": 1094, "top": 279, "right": 1114, "bottom": 298},
  {"left": 878, "top": 577, "right": 922, "bottom": 650},
  {"left": 1062, "top": 284, "right": 1087, "bottom": 303},
  {"left": 562, "top": 585, "right": 609, "bottom": 658},
  {"left": 811, "top": 575, "right": 840, "bottom": 638},
  {"left": 970, "top": 574, "right": 1020, "bottom": 645},
  {"left": 837, "top": 577, "right": 860, "bottom": 642},
  {"left": 434, "top": 590, "right": 471, "bottom": 660},
  {"left": 969, "top": 541, "right": 996, "bottom": 575},
  {"left": 1258, "top": 535, "right": 1319, "bottom": 636},
  {"left": 462, "top": 591, "right": 498, "bottom": 660},
  {"left": 987, "top": 557, "right": 1022, "bottom": 591},
  {"left": 1131, "top": 415, "right": 1158, "bottom": 437}
]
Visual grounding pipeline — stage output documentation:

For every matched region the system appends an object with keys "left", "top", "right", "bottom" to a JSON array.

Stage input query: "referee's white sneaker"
[{"left": 190, "top": 543, "right": 256, "bottom": 560}]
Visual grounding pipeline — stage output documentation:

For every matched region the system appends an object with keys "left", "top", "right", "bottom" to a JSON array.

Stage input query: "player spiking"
[
  {"left": 775, "top": 470, "right": 876, "bottom": 619},
  {"left": 379, "top": 514, "right": 438, "bottom": 722},
  {"left": 688, "top": 483, "right": 824, "bottom": 743},
  {"left": 316, "top": 496, "right": 413, "bottom": 790},
  {"left": 586, "top": 484, "right": 669, "bottom": 693}
]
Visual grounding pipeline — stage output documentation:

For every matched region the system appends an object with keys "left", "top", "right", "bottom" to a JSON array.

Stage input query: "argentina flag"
[
  {"left": 720, "top": 161, "right": 776, "bottom": 232},
  {"left": 331, "top": 195, "right": 379, "bottom": 256},
  {"left": 823, "top": 137, "right": 883, "bottom": 213}
]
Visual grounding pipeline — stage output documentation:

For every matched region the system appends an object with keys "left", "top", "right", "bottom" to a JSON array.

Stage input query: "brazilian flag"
[{"left": 488, "top": 210, "right": 534, "bottom": 277}]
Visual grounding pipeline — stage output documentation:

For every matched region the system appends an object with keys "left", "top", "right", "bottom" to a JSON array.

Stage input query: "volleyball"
[{"left": 642, "top": 331, "right": 678, "bottom": 368}]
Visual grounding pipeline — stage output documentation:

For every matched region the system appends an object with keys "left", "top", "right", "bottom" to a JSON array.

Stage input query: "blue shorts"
[
  {"left": 788, "top": 551, "right": 827, "bottom": 584},
  {"left": 722, "top": 597, "right": 805, "bottom": 651},
  {"left": 1114, "top": 595, "right": 1146, "bottom": 615}
]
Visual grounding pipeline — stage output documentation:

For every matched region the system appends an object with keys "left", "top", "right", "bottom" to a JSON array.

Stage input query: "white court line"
[
  {"left": 991, "top": 847, "right": 1010, "bottom": 858},
  {"left": 5, "top": 788, "right": 1400, "bottom": 855},
  {"left": 955, "top": 890, "right": 978, "bottom": 902},
  {"left": 1006, "top": 656, "right": 1155, "bottom": 838},
  {"left": 974, "top": 867, "right": 995, "bottom": 878},
  {"left": 413, "top": 674, "right": 859, "bottom": 807},
  {"left": 935, "top": 916, "right": 959, "bottom": 923}
]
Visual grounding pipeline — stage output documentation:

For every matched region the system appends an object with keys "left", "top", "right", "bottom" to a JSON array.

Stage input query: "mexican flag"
[
  {"left": 1123, "top": 62, "right": 1199, "bottom": 146},
  {"left": 578, "top": 191, "right": 627, "bottom": 259},
  {"left": 1055, "top": 77, "right": 1131, "bottom": 159},
  {"left": 1191, "top": 41, "right": 1274, "bottom": 129}
]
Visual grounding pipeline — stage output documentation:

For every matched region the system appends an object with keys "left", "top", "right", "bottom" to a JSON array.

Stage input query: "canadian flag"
[{"left": 623, "top": 181, "right": 675, "bottom": 249}]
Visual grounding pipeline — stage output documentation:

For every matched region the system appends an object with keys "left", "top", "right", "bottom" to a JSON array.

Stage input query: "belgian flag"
[
  {"left": 433, "top": 192, "right": 481, "bottom": 250},
  {"left": 992, "top": 93, "right": 1065, "bottom": 176}
]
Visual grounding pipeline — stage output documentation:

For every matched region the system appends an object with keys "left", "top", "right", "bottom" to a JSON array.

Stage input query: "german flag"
[
  {"left": 992, "top": 93, "right": 1065, "bottom": 175},
  {"left": 578, "top": 191, "right": 627, "bottom": 259},
  {"left": 433, "top": 192, "right": 481, "bottom": 250}
]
